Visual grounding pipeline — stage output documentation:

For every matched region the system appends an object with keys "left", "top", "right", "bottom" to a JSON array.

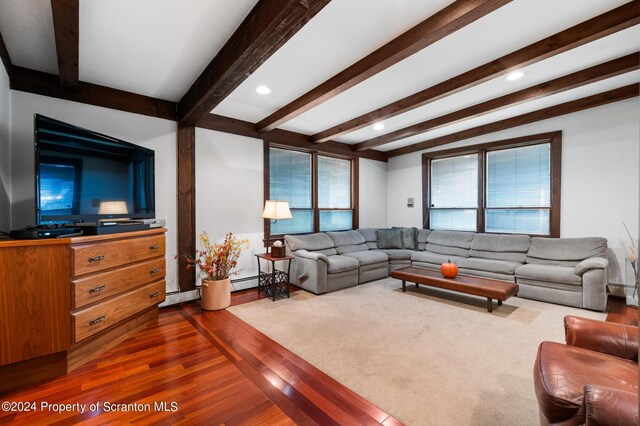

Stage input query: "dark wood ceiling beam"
[
  {"left": 197, "top": 114, "right": 387, "bottom": 162},
  {"left": 386, "top": 83, "right": 639, "bottom": 158},
  {"left": 315, "top": 0, "right": 640, "bottom": 143},
  {"left": 10, "top": 66, "right": 176, "bottom": 120},
  {"left": 178, "top": 0, "right": 330, "bottom": 127},
  {"left": 256, "top": 0, "right": 512, "bottom": 133},
  {"left": 0, "top": 32, "right": 12, "bottom": 79},
  {"left": 51, "top": 0, "right": 79, "bottom": 88},
  {"left": 355, "top": 53, "right": 639, "bottom": 151}
]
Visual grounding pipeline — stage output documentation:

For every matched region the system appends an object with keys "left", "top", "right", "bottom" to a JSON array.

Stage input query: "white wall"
[
  {"left": 9, "top": 91, "right": 179, "bottom": 292},
  {"left": 387, "top": 99, "right": 640, "bottom": 293},
  {"left": 0, "top": 65, "right": 10, "bottom": 232},
  {"left": 195, "top": 128, "right": 264, "bottom": 290},
  {"left": 359, "top": 158, "right": 388, "bottom": 228}
]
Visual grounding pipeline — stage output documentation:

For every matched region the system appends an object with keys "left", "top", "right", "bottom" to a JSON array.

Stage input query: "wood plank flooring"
[{"left": 0, "top": 288, "right": 636, "bottom": 425}]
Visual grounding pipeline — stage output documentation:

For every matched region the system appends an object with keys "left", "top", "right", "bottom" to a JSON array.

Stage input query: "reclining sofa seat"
[
  {"left": 326, "top": 230, "right": 389, "bottom": 283},
  {"left": 456, "top": 233, "right": 531, "bottom": 282},
  {"left": 410, "top": 230, "right": 475, "bottom": 270},
  {"left": 515, "top": 237, "right": 609, "bottom": 311},
  {"left": 285, "top": 233, "right": 359, "bottom": 294}
]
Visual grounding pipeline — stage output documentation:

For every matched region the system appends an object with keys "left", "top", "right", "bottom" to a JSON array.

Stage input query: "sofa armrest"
[
  {"left": 564, "top": 316, "right": 638, "bottom": 361},
  {"left": 294, "top": 250, "right": 328, "bottom": 263},
  {"left": 574, "top": 257, "right": 608, "bottom": 276},
  {"left": 583, "top": 385, "right": 638, "bottom": 426}
]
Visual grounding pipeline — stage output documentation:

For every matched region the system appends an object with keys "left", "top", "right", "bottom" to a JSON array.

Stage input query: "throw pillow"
[
  {"left": 376, "top": 228, "right": 403, "bottom": 249},
  {"left": 393, "top": 227, "right": 418, "bottom": 250}
]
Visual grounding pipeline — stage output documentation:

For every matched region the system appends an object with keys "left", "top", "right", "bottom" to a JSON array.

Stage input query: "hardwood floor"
[
  {"left": 0, "top": 288, "right": 636, "bottom": 425},
  {"left": 605, "top": 295, "right": 638, "bottom": 326},
  {"left": 0, "top": 285, "right": 400, "bottom": 425}
]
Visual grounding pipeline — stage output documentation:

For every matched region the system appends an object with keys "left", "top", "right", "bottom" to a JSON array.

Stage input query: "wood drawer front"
[
  {"left": 73, "top": 280, "right": 165, "bottom": 343},
  {"left": 72, "top": 258, "right": 166, "bottom": 309},
  {"left": 72, "top": 235, "right": 165, "bottom": 276}
]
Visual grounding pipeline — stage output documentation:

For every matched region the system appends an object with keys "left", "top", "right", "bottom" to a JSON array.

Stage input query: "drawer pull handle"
[
  {"left": 149, "top": 245, "right": 160, "bottom": 250},
  {"left": 88, "top": 255, "right": 105, "bottom": 262},
  {"left": 150, "top": 292, "right": 161, "bottom": 299},
  {"left": 88, "top": 285, "right": 106, "bottom": 294},
  {"left": 150, "top": 268, "right": 161, "bottom": 274},
  {"left": 89, "top": 315, "right": 106, "bottom": 325}
]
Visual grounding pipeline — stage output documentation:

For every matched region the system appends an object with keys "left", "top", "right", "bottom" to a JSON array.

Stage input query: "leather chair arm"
[
  {"left": 564, "top": 316, "right": 638, "bottom": 361},
  {"left": 583, "top": 385, "right": 639, "bottom": 426}
]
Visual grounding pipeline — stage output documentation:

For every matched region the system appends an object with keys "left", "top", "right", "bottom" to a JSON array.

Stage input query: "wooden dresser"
[{"left": 0, "top": 228, "right": 167, "bottom": 392}]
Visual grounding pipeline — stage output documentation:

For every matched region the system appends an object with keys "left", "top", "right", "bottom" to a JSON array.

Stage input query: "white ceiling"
[{"left": 0, "top": 0, "right": 637, "bottom": 154}]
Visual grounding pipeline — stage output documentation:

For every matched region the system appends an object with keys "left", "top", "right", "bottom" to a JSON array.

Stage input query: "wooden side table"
[{"left": 255, "top": 253, "right": 293, "bottom": 301}]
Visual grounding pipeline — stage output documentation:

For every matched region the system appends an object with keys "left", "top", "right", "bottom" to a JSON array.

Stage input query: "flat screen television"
[{"left": 35, "top": 114, "right": 155, "bottom": 225}]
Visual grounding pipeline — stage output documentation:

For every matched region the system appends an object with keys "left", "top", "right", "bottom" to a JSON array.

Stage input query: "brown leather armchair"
[{"left": 534, "top": 316, "right": 638, "bottom": 426}]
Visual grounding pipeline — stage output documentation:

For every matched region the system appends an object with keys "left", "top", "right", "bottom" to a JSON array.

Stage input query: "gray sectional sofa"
[{"left": 284, "top": 228, "right": 609, "bottom": 311}]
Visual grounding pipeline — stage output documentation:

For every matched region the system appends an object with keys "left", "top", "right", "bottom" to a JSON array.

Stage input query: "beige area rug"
[{"left": 229, "top": 278, "right": 606, "bottom": 426}]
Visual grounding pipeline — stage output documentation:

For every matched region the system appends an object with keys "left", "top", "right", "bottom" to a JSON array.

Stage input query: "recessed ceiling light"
[
  {"left": 506, "top": 71, "right": 524, "bottom": 81},
  {"left": 373, "top": 122, "right": 385, "bottom": 131},
  {"left": 256, "top": 85, "right": 272, "bottom": 95}
]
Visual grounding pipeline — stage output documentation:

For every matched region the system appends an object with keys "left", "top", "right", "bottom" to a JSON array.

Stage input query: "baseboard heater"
[{"left": 161, "top": 275, "right": 259, "bottom": 307}]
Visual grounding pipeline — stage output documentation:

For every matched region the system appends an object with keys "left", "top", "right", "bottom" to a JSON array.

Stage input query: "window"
[
  {"left": 486, "top": 144, "right": 550, "bottom": 235},
  {"left": 266, "top": 145, "right": 357, "bottom": 238},
  {"left": 269, "top": 148, "right": 313, "bottom": 235},
  {"left": 318, "top": 156, "right": 352, "bottom": 231},
  {"left": 429, "top": 154, "right": 478, "bottom": 231},
  {"left": 423, "top": 133, "right": 561, "bottom": 236}
]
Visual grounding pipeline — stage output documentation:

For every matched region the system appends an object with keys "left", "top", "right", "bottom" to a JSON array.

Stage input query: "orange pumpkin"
[{"left": 441, "top": 260, "right": 458, "bottom": 278}]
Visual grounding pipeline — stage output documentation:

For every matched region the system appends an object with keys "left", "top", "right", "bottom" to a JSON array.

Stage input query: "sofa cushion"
[
  {"left": 377, "top": 229, "right": 404, "bottom": 249},
  {"left": 417, "top": 229, "right": 431, "bottom": 250},
  {"left": 335, "top": 244, "right": 369, "bottom": 254},
  {"left": 411, "top": 251, "right": 464, "bottom": 265},
  {"left": 357, "top": 228, "right": 378, "bottom": 243},
  {"left": 324, "top": 255, "right": 360, "bottom": 273},
  {"left": 327, "top": 230, "right": 369, "bottom": 254},
  {"left": 286, "top": 233, "right": 335, "bottom": 252},
  {"left": 342, "top": 250, "right": 389, "bottom": 266},
  {"left": 424, "top": 243, "right": 470, "bottom": 258},
  {"left": 327, "top": 230, "right": 366, "bottom": 246},
  {"left": 456, "top": 258, "right": 523, "bottom": 275},
  {"left": 427, "top": 230, "right": 476, "bottom": 248},
  {"left": 469, "top": 233, "right": 531, "bottom": 263},
  {"left": 393, "top": 227, "right": 418, "bottom": 250},
  {"left": 526, "top": 237, "right": 608, "bottom": 267},
  {"left": 516, "top": 264, "right": 582, "bottom": 286},
  {"left": 425, "top": 230, "right": 474, "bottom": 257},
  {"left": 376, "top": 249, "right": 415, "bottom": 260}
]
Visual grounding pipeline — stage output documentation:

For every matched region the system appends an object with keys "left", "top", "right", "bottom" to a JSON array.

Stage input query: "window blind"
[
  {"left": 430, "top": 154, "right": 478, "bottom": 231},
  {"left": 486, "top": 143, "right": 551, "bottom": 234},
  {"left": 269, "top": 148, "right": 313, "bottom": 234}
]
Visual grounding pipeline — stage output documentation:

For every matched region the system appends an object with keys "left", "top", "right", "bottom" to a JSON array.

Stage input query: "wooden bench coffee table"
[{"left": 390, "top": 267, "right": 518, "bottom": 312}]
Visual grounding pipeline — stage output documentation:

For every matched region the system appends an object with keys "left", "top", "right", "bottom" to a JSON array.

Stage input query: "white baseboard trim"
[{"left": 626, "top": 295, "right": 638, "bottom": 307}]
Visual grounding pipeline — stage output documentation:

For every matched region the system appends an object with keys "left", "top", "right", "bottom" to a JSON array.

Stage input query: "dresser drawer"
[
  {"left": 72, "top": 258, "right": 165, "bottom": 309},
  {"left": 72, "top": 235, "right": 165, "bottom": 276},
  {"left": 73, "top": 280, "right": 165, "bottom": 343}
]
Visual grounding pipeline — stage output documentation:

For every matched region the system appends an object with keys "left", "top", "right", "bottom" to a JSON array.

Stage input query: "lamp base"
[{"left": 270, "top": 245, "right": 285, "bottom": 258}]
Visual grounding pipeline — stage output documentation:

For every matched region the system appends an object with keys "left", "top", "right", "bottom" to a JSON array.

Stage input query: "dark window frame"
[
  {"left": 263, "top": 141, "right": 359, "bottom": 245},
  {"left": 422, "top": 132, "right": 561, "bottom": 237}
]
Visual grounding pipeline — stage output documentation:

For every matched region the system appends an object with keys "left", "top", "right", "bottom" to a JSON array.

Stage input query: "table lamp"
[{"left": 261, "top": 200, "right": 292, "bottom": 257}]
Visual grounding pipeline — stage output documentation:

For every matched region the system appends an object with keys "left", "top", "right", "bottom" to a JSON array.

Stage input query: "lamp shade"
[
  {"left": 261, "top": 200, "right": 292, "bottom": 220},
  {"left": 98, "top": 201, "right": 129, "bottom": 215}
]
